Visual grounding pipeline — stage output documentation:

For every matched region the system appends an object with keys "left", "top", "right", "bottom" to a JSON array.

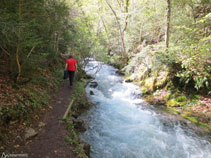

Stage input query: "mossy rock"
[
  {"left": 139, "top": 80, "right": 145, "bottom": 86},
  {"left": 176, "top": 96, "right": 187, "bottom": 102},
  {"left": 167, "top": 99, "right": 178, "bottom": 107},
  {"left": 139, "top": 68, "right": 151, "bottom": 80},
  {"left": 167, "top": 98, "right": 187, "bottom": 107},
  {"left": 125, "top": 75, "right": 135, "bottom": 82},
  {"left": 155, "top": 71, "right": 169, "bottom": 88},
  {"left": 141, "top": 87, "right": 148, "bottom": 94},
  {"left": 176, "top": 96, "right": 187, "bottom": 106},
  {"left": 144, "top": 77, "right": 156, "bottom": 91},
  {"left": 164, "top": 81, "right": 174, "bottom": 90},
  {"left": 162, "top": 92, "right": 172, "bottom": 101},
  {"left": 167, "top": 107, "right": 181, "bottom": 114}
]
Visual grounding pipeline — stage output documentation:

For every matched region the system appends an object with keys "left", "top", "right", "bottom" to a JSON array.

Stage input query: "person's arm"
[
  {"left": 75, "top": 63, "right": 78, "bottom": 71},
  {"left": 65, "top": 63, "right": 68, "bottom": 70}
]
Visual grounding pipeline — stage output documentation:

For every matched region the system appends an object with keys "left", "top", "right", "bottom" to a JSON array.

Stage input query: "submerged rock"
[
  {"left": 116, "top": 70, "right": 125, "bottom": 75},
  {"left": 85, "top": 74, "right": 93, "bottom": 79},
  {"left": 125, "top": 79, "right": 133, "bottom": 82},
  {"left": 90, "top": 82, "right": 98, "bottom": 88},
  {"left": 73, "top": 119, "right": 87, "bottom": 132},
  {"left": 90, "top": 90, "right": 94, "bottom": 95}
]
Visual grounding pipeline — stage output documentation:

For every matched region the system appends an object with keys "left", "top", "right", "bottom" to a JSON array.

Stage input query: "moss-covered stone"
[
  {"left": 155, "top": 71, "right": 169, "bottom": 89},
  {"left": 176, "top": 96, "right": 187, "bottom": 102},
  {"left": 144, "top": 77, "right": 156, "bottom": 91},
  {"left": 167, "top": 107, "right": 181, "bottom": 114},
  {"left": 176, "top": 96, "right": 188, "bottom": 106},
  {"left": 167, "top": 97, "right": 188, "bottom": 107},
  {"left": 139, "top": 80, "right": 145, "bottom": 86},
  {"left": 139, "top": 68, "right": 151, "bottom": 80},
  {"left": 167, "top": 99, "right": 178, "bottom": 107},
  {"left": 164, "top": 81, "right": 174, "bottom": 90},
  {"left": 163, "top": 92, "right": 171, "bottom": 101},
  {"left": 141, "top": 87, "right": 148, "bottom": 94},
  {"left": 181, "top": 115, "right": 211, "bottom": 129}
]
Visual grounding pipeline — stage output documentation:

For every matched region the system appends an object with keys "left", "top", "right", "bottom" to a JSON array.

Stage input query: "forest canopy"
[
  {"left": 0, "top": 0, "right": 210, "bottom": 92},
  {"left": 0, "top": 0, "right": 94, "bottom": 82},
  {"left": 76, "top": 0, "right": 211, "bottom": 93}
]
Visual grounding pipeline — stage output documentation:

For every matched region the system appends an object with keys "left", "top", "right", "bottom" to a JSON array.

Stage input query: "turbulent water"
[{"left": 80, "top": 60, "right": 211, "bottom": 158}]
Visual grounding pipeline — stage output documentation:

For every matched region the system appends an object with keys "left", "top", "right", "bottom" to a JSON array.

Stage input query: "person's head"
[{"left": 69, "top": 55, "right": 73, "bottom": 59}]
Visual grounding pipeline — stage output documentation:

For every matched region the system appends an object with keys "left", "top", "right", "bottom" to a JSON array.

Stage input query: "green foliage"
[
  {"left": 141, "top": 87, "right": 148, "bottom": 94},
  {"left": 176, "top": 71, "right": 193, "bottom": 88},
  {"left": 0, "top": 0, "right": 93, "bottom": 81},
  {"left": 176, "top": 96, "right": 187, "bottom": 103},
  {"left": 189, "top": 94, "right": 200, "bottom": 103},
  {"left": 0, "top": 65, "right": 62, "bottom": 125},
  {"left": 155, "top": 48, "right": 180, "bottom": 68},
  {"left": 167, "top": 99, "right": 178, "bottom": 107},
  {"left": 174, "top": 13, "right": 211, "bottom": 92},
  {"left": 124, "top": 46, "right": 154, "bottom": 75},
  {"left": 64, "top": 119, "right": 88, "bottom": 158},
  {"left": 0, "top": 0, "right": 97, "bottom": 126},
  {"left": 167, "top": 97, "right": 187, "bottom": 107},
  {"left": 72, "top": 81, "right": 86, "bottom": 101}
]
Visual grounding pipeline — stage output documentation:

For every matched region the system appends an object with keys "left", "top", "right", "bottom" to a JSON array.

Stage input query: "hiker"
[{"left": 65, "top": 55, "right": 77, "bottom": 87}]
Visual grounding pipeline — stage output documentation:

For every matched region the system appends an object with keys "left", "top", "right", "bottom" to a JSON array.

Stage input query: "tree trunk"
[
  {"left": 16, "top": 45, "right": 21, "bottom": 81},
  {"left": 123, "top": 0, "right": 130, "bottom": 33},
  {"left": 165, "top": 0, "right": 170, "bottom": 51},
  {"left": 105, "top": 0, "right": 127, "bottom": 64},
  {"left": 54, "top": 32, "right": 59, "bottom": 55},
  {"left": 16, "top": 0, "right": 22, "bottom": 81}
]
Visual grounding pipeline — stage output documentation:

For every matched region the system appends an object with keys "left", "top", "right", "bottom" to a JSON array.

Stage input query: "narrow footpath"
[{"left": 16, "top": 81, "right": 77, "bottom": 158}]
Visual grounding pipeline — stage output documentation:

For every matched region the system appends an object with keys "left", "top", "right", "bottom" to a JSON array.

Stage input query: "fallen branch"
[
  {"left": 27, "top": 46, "right": 35, "bottom": 58},
  {"left": 94, "top": 63, "right": 103, "bottom": 78},
  {"left": 63, "top": 98, "right": 75, "bottom": 119},
  {"left": 0, "top": 45, "right": 11, "bottom": 56}
]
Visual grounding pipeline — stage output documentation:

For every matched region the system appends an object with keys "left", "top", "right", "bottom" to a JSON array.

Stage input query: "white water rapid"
[{"left": 80, "top": 60, "right": 211, "bottom": 158}]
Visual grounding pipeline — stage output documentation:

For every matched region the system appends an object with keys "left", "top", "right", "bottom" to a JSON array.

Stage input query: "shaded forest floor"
[
  {"left": 0, "top": 81, "right": 77, "bottom": 157},
  {"left": 16, "top": 81, "right": 77, "bottom": 158}
]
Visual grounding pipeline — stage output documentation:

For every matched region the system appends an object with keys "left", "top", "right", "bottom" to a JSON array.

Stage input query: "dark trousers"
[{"left": 68, "top": 71, "right": 75, "bottom": 86}]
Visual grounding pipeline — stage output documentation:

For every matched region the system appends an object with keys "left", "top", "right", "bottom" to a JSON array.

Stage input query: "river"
[{"left": 80, "top": 60, "right": 211, "bottom": 158}]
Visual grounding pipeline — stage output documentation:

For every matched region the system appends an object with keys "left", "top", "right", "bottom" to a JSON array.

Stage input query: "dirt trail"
[{"left": 16, "top": 81, "right": 77, "bottom": 158}]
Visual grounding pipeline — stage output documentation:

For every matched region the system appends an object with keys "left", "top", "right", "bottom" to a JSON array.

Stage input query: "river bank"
[
  {"left": 123, "top": 72, "right": 211, "bottom": 133},
  {"left": 143, "top": 90, "right": 211, "bottom": 132},
  {"left": 112, "top": 61, "right": 211, "bottom": 133},
  {"left": 108, "top": 44, "right": 211, "bottom": 133}
]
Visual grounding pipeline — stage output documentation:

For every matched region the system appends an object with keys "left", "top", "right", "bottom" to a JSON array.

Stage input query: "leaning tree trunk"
[
  {"left": 165, "top": 0, "right": 171, "bottom": 51},
  {"left": 16, "top": 0, "right": 22, "bottom": 81},
  {"left": 105, "top": 0, "right": 127, "bottom": 65}
]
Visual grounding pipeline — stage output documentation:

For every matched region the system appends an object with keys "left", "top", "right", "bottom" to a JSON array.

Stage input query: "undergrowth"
[
  {"left": 0, "top": 61, "right": 65, "bottom": 126},
  {"left": 63, "top": 80, "right": 90, "bottom": 158},
  {"left": 64, "top": 119, "right": 88, "bottom": 158}
]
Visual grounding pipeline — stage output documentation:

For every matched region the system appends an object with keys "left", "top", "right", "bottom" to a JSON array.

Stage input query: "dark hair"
[{"left": 69, "top": 55, "right": 73, "bottom": 58}]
